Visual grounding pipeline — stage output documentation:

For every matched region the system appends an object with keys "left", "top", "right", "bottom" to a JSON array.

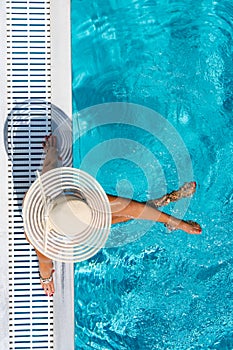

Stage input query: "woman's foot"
[
  {"left": 165, "top": 218, "right": 202, "bottom": 235},
  {"left": 168, "top": 181, "right": 197, "bottom": 201},
  {"left": 41, "top": 134, "right": 61, "bottom": 174},
  {"left": 39, "top": 260, "right": 55, "bottom": 297},
  {"left": 148, "top": 181, "right": 197, "bottom": 208},
  {"left": 42, "top": 133, "right": 57, "bottom": 150}
]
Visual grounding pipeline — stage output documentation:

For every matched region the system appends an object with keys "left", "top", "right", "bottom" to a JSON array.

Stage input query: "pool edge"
[{"left": 50, "top": 0, "right": 74, "bottom": 349}]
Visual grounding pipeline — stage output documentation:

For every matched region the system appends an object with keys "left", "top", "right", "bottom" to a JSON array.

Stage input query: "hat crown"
[{"left": 48, "top": 194, "right": 92, "bottom": 237}]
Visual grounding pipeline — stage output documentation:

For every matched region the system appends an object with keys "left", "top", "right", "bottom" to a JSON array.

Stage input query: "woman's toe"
[
  {"left": 186, "top": 220, "right": 202, "bottom": 234},
  {"left": 42, "top": 282, "right": 54, "bottom": 297}
]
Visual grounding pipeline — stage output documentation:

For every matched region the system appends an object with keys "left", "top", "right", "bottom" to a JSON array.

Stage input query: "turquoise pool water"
[{"left": 72, "top": 0, "right": 233, "bottom": 349}]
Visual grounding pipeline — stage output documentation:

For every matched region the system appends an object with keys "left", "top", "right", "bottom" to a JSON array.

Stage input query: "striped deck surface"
[
  {"left": 6, "top": 1, "right": 54, "bottom": 348},
  {"left": 2, "top": 1, "right": 74, "bottom": 349}
]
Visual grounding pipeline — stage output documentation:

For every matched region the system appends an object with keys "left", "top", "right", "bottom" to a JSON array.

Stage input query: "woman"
[{"left": 25, "top": 134, "right": 201, "bottom": 296}]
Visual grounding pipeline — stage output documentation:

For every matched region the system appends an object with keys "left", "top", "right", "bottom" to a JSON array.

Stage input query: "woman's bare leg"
[
  {"left": 24, "top": 134, "right": 59, "bottom": 296},
  {"left": 34, "top": 248, "right": 55, "bottom": 296},
  {"left": 25, "top": 134, "right": 201, "bottom": 297},
  {"left": 39, "top": 135, "right": 60, "bottom": 295},
  {"left": 41, "top": 134, "right": 60, "bottom": 174},
  {"left": 147, "top": 181, "right": 196, "bottom": 208},
  {"left": 108, "top": 195, "right": 202, "bottom": 234}
]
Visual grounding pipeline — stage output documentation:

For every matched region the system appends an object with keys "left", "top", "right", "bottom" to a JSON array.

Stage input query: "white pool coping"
[
  {"left": 50, "top": 0, "right": 74, "bottom": 349},
  {"left": 0, "top": 2, "right": 9, "bottom": 348}
]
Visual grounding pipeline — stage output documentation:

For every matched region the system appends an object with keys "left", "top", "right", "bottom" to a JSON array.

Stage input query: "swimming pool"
[{"left": 71, "top": 0, "right": 233, "bottom": 349}]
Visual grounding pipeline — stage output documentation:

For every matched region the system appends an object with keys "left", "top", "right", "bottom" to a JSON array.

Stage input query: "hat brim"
[{"left": 23, "top": 167, "right": 112, "bottom": 262}]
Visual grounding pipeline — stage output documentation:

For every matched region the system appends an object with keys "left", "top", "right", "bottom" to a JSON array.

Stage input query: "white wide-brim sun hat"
[{"left": 23, "top": 167, "right": 112, "bottom": 262}]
